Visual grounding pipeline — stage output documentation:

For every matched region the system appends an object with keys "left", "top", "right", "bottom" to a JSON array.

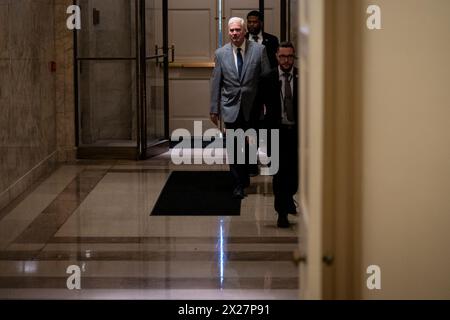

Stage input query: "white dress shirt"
[
  {"left": 232, "top": 41, "right": 246, "bottom": 74},
  {"left": 249, "top": 31, "right": 263, "bottom": 44}
]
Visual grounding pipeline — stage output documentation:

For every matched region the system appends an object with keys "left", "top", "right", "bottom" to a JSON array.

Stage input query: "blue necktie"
[{"left": 237, "top": 48, "right": 243, "bottom": 78}]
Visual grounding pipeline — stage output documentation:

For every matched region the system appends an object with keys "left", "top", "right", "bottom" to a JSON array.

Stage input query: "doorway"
[
  {"left": 74, "top": 0, "right": 294, "bottom": 157},
  {"left": 75, "top": 0, "right": 169, "bottom": 159},
  {"left": 167, "top": 0, "right": 281, "bottom": 138}
]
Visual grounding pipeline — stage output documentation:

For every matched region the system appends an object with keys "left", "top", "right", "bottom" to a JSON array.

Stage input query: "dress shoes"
[
  {"left": 287, "top": 201, "right": 298, "bottom": 215},
  {"left": 277, "top": 214, "right": 290, "bottom": 228},
  {"left": 232, "top": 186, "right": 245, "bottom": 199},
  {"left": 275, "top": 198, "right": 298, "bottom": 215},
  {"left": 287, "top": 206, "right": 298, "bottom": 216}
]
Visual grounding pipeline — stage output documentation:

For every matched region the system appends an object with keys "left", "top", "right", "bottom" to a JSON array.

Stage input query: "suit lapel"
[
  {"left": 240, "top": 40, "right": 254, "bottom": 81},
  {"left": 275, "top": 70, "right": 282, "bottom": 121},
  {"left": 274, "top": 68, "right": 299, "bottom": 124},
  {"left": 293, "top": 68, "right": 299, "bottom": 119},
  {"left": 262, "top": 34, "right": 269, "bottom": 46},
  {"left": 225, "top": 44, "right": 239, "bottom": 80}
]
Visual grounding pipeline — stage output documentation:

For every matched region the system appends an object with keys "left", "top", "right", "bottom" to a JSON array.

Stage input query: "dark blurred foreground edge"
[{"left": 0, "top": 300, "right": 447, "bottom": 318}]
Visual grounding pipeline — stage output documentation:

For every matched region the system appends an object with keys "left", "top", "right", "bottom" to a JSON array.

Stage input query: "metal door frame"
[{"left": 74, "top": 0, "right": 169, "bottom": 160}]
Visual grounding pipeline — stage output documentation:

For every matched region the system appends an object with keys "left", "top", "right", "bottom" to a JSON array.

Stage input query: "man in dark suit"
[
  {"left": 210, "top": 17, "right": 271, "bottom": 199},
  {"left": 246, "top": 10, "right": 280, "bottom": 177},
  {"left": 260, "top": 42, "right": 299, "bottom": 228},
  {"left": 246, "top": 10, "right": 280, "bottom": 69}
]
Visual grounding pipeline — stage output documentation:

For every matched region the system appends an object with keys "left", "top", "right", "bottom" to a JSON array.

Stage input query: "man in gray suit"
[{"left": 210, "top": 17, "right": 271, "bottom": 199}]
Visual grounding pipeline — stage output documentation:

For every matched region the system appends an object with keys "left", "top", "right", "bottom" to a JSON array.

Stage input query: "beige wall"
[
  {"left": 55, "top": 0, "right": 76, "bottom": 161},
  {"left": 357, "top": 0, "right": 450, "bottom": 299},
  {"left": 0, "top": 0, "right": 76, "bottom": 211},
  {"left": 0, "top": 0, "right": 58, "bottom": 211},
  {"left": 298, "top": 0, "right": 326, "bottom": 300}
]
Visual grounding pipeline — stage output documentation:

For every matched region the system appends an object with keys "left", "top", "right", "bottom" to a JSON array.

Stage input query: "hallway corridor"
[{"left": 0, "top": 155, "right": 300, "bottom": 299}]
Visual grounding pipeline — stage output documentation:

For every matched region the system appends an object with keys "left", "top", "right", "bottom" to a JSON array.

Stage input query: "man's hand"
[{"left": 210, "top": 113, "right": 219, "bottom": 126}]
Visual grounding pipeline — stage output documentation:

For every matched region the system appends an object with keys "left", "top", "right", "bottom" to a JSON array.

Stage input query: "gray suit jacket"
[{"left": 210, "top": 41, "right": 271, "bottom": 123}]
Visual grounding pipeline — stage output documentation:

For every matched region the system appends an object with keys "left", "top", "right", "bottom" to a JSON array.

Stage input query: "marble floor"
[{"left": 0, "top": 152, "right": 301, "bottom": 300}]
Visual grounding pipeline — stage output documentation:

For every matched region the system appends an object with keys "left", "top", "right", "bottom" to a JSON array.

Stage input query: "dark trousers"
[
  {"left": 272, "top": 125, "right": 299, "bottom": 214},
  {"left": 224, "top": 111, "right": 253, "bottom": 189}
]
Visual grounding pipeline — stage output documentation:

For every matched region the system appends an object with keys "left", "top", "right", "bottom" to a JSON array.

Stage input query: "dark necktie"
[
  {"left": 283, "top": 72, "right": 294, "bottom": 122},
  {"left": 252, "top": 35, "right": 259, "bottom": 43},
  {"left": 237, "top": 48, "right": 243, "bottom": 78}
]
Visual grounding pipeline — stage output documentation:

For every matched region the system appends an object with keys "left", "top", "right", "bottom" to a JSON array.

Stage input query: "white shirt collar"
[
  {"left": 250, "top": 31, "right": 263, "bottom": 42},
  {"left": 279, "top": 66, "right": 294, "bottom": 79},
  {"left": 232, "top": 40, "right": 246, "bottom": 53}
]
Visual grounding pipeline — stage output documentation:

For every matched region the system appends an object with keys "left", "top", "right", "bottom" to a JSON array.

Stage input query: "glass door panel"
[
  {"left": 76, "top": 0, "right": 138, "bottom": 150},
  {"left": 75, "top": 0, "right": 168, "bottom": 159},
  {"left": 145, "top": 0, "right": 167, "bottom": 151},
  {"left": 78, "top": 60, "right": 137, "bottom": 147}
]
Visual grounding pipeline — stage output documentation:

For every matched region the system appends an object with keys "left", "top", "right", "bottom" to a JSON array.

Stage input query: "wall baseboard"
[{"left": 0, "top": 152, "right": 58, "bottom": 212}]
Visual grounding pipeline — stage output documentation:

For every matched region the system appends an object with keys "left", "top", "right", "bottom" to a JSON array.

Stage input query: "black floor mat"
[{"left": 150, "top": 171, "right": 241, "bottom": 216}]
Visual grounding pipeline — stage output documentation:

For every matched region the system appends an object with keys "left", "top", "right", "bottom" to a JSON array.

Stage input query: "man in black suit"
[
  {"left": 260, "top": 42, "right": 299, "bottom": 228},
  {"left": 246, "top": 10, "right": 280, "bottom": 69},
  {"left": 246, "top": 11, "right": 280, "bottom": 177}
]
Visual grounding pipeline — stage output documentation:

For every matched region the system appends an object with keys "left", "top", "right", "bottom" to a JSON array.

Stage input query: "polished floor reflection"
[{"left": 0, "top": 153, "right": 300, "bottom": 299}]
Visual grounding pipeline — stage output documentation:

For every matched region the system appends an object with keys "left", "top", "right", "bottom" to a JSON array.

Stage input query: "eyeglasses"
[{"left": 278, "top": 55, "right": 295, "bottom": 60}]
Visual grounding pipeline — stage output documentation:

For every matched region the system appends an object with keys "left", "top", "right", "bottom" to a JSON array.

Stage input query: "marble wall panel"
[
  {"left": 0, "top": 60, "right": 10, "bottom": 147},
  {"left": 0, "top": 0, "right": 58, "bottom": 211},
  {"left": 9, "top": 1, "right": 40, "bottom": 60},
  {"left": 0, "top": 148, "right": 9, "bottom": 194},
  {"left": 9, "top": 59, "right": 41, "bottom": 147},
  {"left": 43, "top": 115, "right": 57, "bottom": 154},
  {"left": 55, "top": 0, "right": 76, "bottom": 161},
  {"left": 56, "top": 112, "right": 66, "bottom": 151},
  {"left": 0, "top": 4, "right": 9, "bottom": 59},
  {"left": 40, "top": 60, "right": 56, "bottom": 119}
]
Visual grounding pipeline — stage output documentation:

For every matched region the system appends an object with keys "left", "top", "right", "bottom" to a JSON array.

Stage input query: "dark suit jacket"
[
  {"left": 259, "top": 67, "right": 299, "bottom": 129},
  {"left": 246, "top": 32, "right": 279, "bottom": 69}
]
